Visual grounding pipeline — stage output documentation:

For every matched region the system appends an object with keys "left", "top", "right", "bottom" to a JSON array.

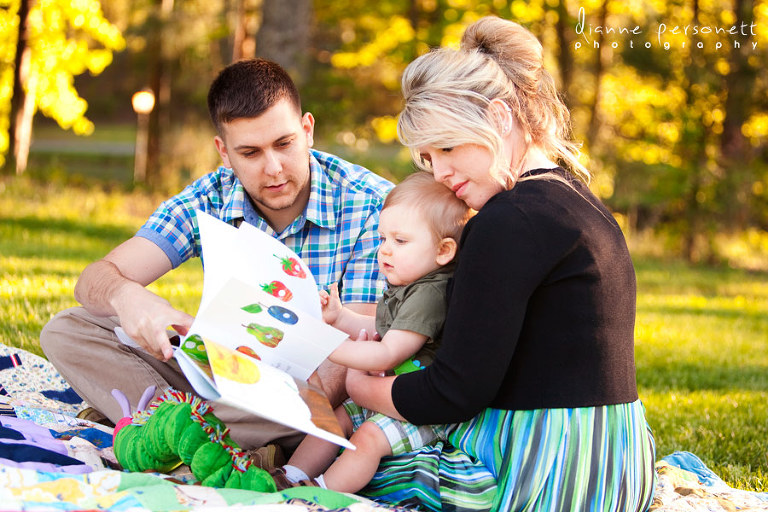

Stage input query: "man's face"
[{"left": 214, "top": 98, "right": 314, "bottom": 230}]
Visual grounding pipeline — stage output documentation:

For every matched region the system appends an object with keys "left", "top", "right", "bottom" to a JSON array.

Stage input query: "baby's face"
[{"left": 377, "top": 204, "right": 443, "bottom": 286}]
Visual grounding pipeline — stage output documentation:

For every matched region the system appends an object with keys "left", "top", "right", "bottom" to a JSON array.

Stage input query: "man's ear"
[
  {"left": 214, "top": 135, "right": 232, "bottom": 168},
  {"left": 435, "top": 237, "right": 458, "bottom": 266},
  {"left": 302, "top": 112, "right": 315, "bottom": 148}
]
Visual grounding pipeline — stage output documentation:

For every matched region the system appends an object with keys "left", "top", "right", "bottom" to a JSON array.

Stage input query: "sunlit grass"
[
  {"left": 632, "top": 259, "right": 768, "bottom": 492},
  {"left": 0, "top": 175, "right": 202, "bottom": 356},
  {"left": 1, "top": 175, "right": 766, "bottom": 492}
]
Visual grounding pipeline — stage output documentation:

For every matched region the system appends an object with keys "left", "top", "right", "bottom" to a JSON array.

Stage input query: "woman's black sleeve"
[{"left": 392, "top": 201, "right": 557, "bottom": 424}]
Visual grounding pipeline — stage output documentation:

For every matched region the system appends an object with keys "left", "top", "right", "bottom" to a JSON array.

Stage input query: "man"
[{"left": 40, "top": 58, "right": 393, "bottom": 451}]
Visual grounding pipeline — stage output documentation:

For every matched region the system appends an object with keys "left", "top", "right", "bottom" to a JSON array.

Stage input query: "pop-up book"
[{"left": 118, "top": 211, "right": 352, "bottom": 449}]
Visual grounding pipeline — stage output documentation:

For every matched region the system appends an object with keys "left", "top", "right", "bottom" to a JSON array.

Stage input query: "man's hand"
[
  {"left": 319, "top": 282, "right": 344, "bottom": 326},
  {"left": 74, "top": 236, "right": 191, "bottom": 362},
  {"left": 111, "top": 281, "right": 194, "bottom": 361}
]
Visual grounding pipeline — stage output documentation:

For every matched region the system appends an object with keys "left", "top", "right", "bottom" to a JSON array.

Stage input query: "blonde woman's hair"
[
  {"left": 383, "top": 171, "right": 475, "bottom": 244},
  {"left": 397, "top": 16, "right": 589, "bottom": 188}
]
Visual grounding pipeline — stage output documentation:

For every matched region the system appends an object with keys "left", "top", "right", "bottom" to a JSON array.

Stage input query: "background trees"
[
  {"left": 1, "top": 0, "right": 124, "bottom": 174},
  {"left": 1, "top": 0, "right": 767, "bottom": 263}
]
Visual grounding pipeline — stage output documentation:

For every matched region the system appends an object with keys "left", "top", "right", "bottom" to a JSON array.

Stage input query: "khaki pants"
[{"left": 40, "top": 307, "right": 304, "bottom": 451}]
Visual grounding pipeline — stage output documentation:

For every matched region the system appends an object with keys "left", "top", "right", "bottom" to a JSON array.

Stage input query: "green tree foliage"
[
  {"left": 91, "top": 0, "right": 243, "bottom": 189},
  {"left": 309, "top": 0, "right": 522, "bottom": 141},
  {"left": 309, "top": 0, "right": 768, "bottom": 261},
  {"left": 572, "top": 0, "right": 768, "bottom": 260},
  {"left": 0, "top": 0, "right": 125, "bottom": 169},
  {"left": 3, "top": 0, "right": 766, "bottom": 258}
]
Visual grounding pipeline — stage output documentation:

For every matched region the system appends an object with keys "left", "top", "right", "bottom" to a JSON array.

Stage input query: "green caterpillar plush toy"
[{"left": 111, "top": 386, "right": 276, "bottom": 493}]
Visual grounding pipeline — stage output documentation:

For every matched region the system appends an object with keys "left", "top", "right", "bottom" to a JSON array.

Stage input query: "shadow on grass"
[
  {"left": 0, "top": 215, "right": 136, "bottom": 262},
  {"left": 1, "top": 215, "right": 135, "bottom": 240},
  {"left": 634, "top": 259, "right": 768, "bottom": 295},
  {"left": 637, "top": 362, "right": 768, "bottom": 392},
  {"left": 638, "top": 304, "right": 768, "bottom": 322},
  {"left": 1, "top": 263, "right": 85, "bottom": 280}
]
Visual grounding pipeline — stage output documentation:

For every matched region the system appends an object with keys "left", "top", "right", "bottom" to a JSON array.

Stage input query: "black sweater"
[{"left": 392, "top": 168, "right": 639, "bottom": 425}]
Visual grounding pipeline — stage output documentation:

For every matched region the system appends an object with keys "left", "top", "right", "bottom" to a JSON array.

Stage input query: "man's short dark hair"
[{"left": 207, "top": 58, "right": 302, "bottom": 134}]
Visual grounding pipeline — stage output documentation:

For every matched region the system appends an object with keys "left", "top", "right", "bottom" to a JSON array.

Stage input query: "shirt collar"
[
  {"left": 304, "top": 151, "right": 337, "bottom": 230},
  {"left": 221, "top": 151, "right": 338, "bottom": 237},
  {"left": 383, "top": 264, "right": 455, "bottom": 298}
]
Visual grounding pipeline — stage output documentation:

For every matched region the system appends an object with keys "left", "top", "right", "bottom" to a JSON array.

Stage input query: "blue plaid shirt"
[{"left": 137, "top": 149, "right": 394, "bottom": 304}]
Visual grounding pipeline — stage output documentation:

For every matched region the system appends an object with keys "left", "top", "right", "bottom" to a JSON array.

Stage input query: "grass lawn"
[{"left": 1, "top": 174, "right": 766, "bottom": 492}]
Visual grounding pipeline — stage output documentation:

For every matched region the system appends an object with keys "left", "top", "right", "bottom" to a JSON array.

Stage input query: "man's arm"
[{"left": 74, "top": 236, "right": 194, "bottom": 361}]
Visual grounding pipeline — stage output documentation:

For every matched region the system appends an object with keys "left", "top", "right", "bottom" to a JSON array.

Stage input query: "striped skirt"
[{"left": 363, "top": 400, "right": 656, "bottom": 512}]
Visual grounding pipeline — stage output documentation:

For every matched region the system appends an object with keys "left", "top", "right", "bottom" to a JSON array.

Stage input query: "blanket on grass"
[{"left": 1, "top": 342, "right": 766, "bottom": 511}]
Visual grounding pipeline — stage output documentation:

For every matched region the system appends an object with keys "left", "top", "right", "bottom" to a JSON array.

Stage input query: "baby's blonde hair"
[
  {"left": 397, "top": 16, "right": 589, "bottom": 188},
  {"left": 383, "top": 171, "right": 474, "bottom": 244}
]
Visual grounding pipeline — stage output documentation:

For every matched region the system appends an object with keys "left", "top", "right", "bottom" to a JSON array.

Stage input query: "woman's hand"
[{"left": 346, "top": 367, "right": 405, "bottom": 421}]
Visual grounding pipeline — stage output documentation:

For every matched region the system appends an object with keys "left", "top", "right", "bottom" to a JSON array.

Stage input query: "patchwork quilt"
[{"left": 0, "top": 343, "right": 766, "bottom": 511}]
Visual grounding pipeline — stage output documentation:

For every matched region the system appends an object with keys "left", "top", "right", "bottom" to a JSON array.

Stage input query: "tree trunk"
[
  {"left": 145, "top": 0, "right": 174, "bottom": 187},
  {"left": 719, "top": 0, "right": 755, "bottom": 228},
  {"left": 586, "top": 0, "right": 609, "bottom": 145},
  {"left": 721, "top": 0, "right": 751, "bottom": 161},
  {"left": 554, "top": 0, "right": 573, "bottom": 103},
  {"left": 231, "top": 0, "right": 247, "bottom": 61},
  {"left": 408, "top": 0, "right": 419, "bottom": 32},
  {"left": 6, "top": 0, "right": 32, "bottom": 174},
  {"left": 683, "top": 161, "right": 702, "bottom": 262},
  {"left": 14, "top": 66, "right": 37, "bottom": 175},
  {"left": 682, "top": 0, "right": 707, "bottom": 262},
  {"left": 255, "top": 0, "right": 312, "bottom": 83}
]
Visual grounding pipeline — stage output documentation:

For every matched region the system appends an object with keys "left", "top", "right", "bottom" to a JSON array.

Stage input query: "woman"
[{"left": 348, "top": 16, "right": 656, "bottom": 511}]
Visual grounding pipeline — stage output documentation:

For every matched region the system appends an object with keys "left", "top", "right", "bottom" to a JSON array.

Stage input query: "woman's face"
[{"left": 417, "top": 144, "right": 506, "bottom": 210}]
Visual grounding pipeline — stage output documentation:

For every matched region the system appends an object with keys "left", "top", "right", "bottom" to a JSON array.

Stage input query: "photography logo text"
[{"left": 573, "top": 7, "right": 758, "bottom": 52}]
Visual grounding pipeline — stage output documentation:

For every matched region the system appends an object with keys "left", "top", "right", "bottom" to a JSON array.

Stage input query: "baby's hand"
[{"left": 319, "top": 282, "right": 343, "bottom": 325}]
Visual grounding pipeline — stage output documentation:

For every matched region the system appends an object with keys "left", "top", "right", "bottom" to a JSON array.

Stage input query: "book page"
[
  {"left": 176, "top": 276, "right": 353, "bottom": 447},
  {"left": 197, "top": 211, "right": 321, "bottom": 318},
  {"left": 189, "top": 277, "right": 347, "bottom": 381},
  {"left": 118, "top": 210, "right": 355, "bottom": 448},
  {"left": 237, "top": 221, "right": 320, "bottom": 318},
  {"left": 173, "top": 344, "right": 219, "bottom": 401},
  {"left": 202, "top": 339, "right": 353, "bottom": 449},
  {"left": 197, "top": 213, "right": 240, "bottom": 311}
]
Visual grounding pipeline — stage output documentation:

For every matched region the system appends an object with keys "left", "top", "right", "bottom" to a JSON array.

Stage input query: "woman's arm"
[{"left": 346, "top": 369, "right": 404, "bottom": 420}]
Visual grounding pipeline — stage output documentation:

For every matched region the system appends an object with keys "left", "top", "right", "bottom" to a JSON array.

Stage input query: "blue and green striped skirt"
[{"left": 362, "top": 400, "right": 656, "bottom": 512}]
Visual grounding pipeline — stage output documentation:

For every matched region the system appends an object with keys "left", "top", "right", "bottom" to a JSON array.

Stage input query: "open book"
[{"left": 118, "top": 211, "right": 352, "bottom": 449}]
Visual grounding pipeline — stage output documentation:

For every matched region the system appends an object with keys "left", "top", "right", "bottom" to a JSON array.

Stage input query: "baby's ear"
[{"left": 436, "top": 237, "right": 458, "bottom": 266}]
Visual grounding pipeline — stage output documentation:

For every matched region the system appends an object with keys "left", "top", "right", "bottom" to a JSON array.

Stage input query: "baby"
[{"left": 272, "top": 171, "right": 474, "bottom": 493}]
